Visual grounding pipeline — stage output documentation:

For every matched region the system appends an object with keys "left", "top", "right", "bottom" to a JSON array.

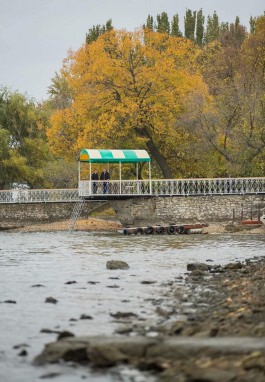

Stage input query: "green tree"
[
  {"left": 171, "top": 14, "right": 182, "bottom": 37},
  {"left": 204, "top": 11, "right": 220, "bottom": 44},
  {"left": 184, "top": 9, "right": 196, "bottom": 40},
  {"left": 48, "top": 71, "right": 73, "bottom": 110},
  {"left": 0, "top": 89, "right": 51, "bottom": 189},
  {"left": 196, "top": 9, "right": 205, "bottom": 45},
  {"left": 156, "top": 12, "right": 170, "bottom": 34},
  {"left": 85, "top": 19, "right": 113, "bottom": 44},
  {"left": 249, "top": 16, "right": 256, "bottom": 34},
  {"left": 144, "top": 15, "right": 154, "bottom": 30}
]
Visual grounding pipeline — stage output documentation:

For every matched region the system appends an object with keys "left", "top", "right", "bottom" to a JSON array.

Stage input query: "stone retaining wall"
[
  {"left": 0, "top": 201, "right": 106, "bottom": 228},
  {"left": 111, "top": 194, "right": 265, "bottom": 226},
  {"left": 1, "top": 195, "right": 265, "bottom": 228}
]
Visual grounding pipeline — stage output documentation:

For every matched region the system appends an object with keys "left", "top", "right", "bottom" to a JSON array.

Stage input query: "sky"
[{"left": 0, "top": 0, "right": 264, "bottom": 102}]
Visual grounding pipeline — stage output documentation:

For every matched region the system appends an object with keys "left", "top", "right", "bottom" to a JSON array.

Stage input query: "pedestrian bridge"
[{"left": 1, "top": 177, "right": 265, "bottom": 204}]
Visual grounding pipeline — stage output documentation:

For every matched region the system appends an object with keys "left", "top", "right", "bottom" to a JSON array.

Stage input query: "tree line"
[{"left": 0, "top": 9, "right": 265, "bottom": 189}]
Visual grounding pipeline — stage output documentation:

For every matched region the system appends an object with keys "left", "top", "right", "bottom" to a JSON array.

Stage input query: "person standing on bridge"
[
  {"left": 100, "top": 168, "right": 110, "bottom": 194},
  {"left": 92, "top": 169, "right": 99, "bottom": 193}
]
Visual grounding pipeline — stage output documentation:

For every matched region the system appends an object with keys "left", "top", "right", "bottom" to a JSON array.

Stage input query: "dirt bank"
[{"left": 12, "top": 218, "right": 122, "bottom": 232}]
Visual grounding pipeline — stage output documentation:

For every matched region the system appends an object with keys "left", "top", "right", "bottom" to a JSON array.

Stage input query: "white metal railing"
[
  {"left": 0, "top": 189, "right": 80, "bottom": 204},
  {"left": 0, "top": 177, "right": 265, "bottom": 204},
  {"left": 79, "top": 177, "right": 265, "bottom": 197},
  {"left": 78, "top": 180, "right": 151, "bottom": 197}
]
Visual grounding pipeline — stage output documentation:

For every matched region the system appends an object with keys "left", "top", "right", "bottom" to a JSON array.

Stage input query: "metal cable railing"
[{"left": 1, "top": 177, "right": 265, "bottom": 203}]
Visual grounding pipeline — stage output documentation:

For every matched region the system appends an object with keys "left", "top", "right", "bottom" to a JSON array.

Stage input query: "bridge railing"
[
  {"left": 151, "top": 178, "right": 265, "bottom": 195},
  {"left": 0, "top": 189, "right": 80, "bottom": 204},
  {"left": 1, "top": 177, "right": 265, "bottom": 203},
  {"left": 79, "top": 177, "right": 265, "bottom": 197}
]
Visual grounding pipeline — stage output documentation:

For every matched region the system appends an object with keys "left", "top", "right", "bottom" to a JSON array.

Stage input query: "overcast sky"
[{"left": 0, "top": 0, "right": 264, "bottom": 102}]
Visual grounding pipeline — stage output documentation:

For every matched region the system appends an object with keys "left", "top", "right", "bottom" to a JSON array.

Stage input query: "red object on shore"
[{"left": 240, "top": 220, "right": 262, "bottom": 225}]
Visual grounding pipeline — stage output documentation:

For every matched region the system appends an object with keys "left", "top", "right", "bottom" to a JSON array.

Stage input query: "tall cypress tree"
[
  {"left": 156, "top": 12, "right": 170, "bottom": 34},
  {"left": 196, "top": 9, "right": 205, "bottom": 45},
  {"left": 144, "top": 15, "right": 154, "bottom": 30},
  {"left": 204, "top": 11, "right": 220, "bottom": 44},
  {"left": 184, "top": 9, "right": 196, "bottom": 40},
  {"left": 171, "top": 14, "right": 182, "bottom": 36},
  {"left": 86, "top": 19, "right": 113, "bottom": 44},
  {"left": 249, "top": 16, "right": 256, "bottom": 34}
]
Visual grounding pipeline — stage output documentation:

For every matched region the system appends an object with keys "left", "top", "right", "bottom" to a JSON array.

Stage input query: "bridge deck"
[{"left": 0, "top": 177, "right": 265, "bottom": 204}]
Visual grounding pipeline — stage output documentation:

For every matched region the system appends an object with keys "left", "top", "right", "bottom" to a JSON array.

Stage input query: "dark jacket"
[
  {"left": 100, "top": 171, "right": 110, "bottom": 181},
  {"left": 92, "top": 172, "right": 99, "bottom": 181}
]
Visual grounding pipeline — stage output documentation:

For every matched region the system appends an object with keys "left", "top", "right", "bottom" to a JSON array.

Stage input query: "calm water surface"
[{"left": 0, "top": 231, "right": 264, "bottom": 382}]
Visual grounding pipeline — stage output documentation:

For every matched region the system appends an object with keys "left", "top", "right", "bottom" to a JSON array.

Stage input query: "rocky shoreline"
[{"left": 34, "top": 255, "right": 265, "bottom": 382}]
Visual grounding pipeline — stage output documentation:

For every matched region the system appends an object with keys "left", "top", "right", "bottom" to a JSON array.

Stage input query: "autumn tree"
[
  {"left": 47, "top": 29, "right": 207, "bottom": 178},
  {"left": 185, "top": 17, "right": 265, "bottom": 176}
]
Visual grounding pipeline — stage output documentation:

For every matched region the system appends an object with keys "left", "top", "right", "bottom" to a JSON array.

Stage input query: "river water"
[{"left": 0, "top": 230, "right": 265, "bottom": 382}]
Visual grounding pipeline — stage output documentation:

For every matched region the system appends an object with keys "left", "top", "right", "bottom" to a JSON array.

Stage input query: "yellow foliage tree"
[{"left": 47, "top": 29, "right": 207, "bottom": 177}]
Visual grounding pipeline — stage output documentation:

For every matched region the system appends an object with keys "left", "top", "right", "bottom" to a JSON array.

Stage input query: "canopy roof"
[{"left": 79, "top": 149, "right": 150, "bottom": 163}]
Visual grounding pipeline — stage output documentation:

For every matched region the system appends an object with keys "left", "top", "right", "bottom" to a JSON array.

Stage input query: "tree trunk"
[{"left": 137, "top": 126, "right": 173, "bottom": 179}]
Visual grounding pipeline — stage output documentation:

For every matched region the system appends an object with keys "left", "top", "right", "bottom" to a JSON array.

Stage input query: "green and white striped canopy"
[{"left": 79, "top": 149, "right": 151, "bottom": 163}]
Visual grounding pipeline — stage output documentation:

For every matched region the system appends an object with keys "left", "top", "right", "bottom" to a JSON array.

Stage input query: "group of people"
[{"left": 91, "top": 168, "right": 110, "bottom": 194}]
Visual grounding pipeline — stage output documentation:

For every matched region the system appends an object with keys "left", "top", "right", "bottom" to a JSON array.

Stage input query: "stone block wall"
[
  {"left": 0, "top": 201, "right": 106, "bottom": 228},
  {"left": 1, "top": 195, "right": 265, "bottom": 229},
  {"left": 111, "top": 195, "right": 265, "bottom": 226}
]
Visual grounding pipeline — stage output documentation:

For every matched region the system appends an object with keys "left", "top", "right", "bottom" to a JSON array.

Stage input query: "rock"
[
  {"left": 39, "top": 372, "right": 62, "bottom": 379},
  {"left": 45, "top": 297, "right": 58, "bottom": 304},
  {"left": 33, "top": 334, "right": 265, "bottom": 382},
  {"left": 110, "top": 312, "right": 138, "bottom": 319},
  {"left": 80, "top": 314, "right": 93, "bottom": 320},
  {"left": 3, "top": 300, "right": 16, "bottom": 304},
  {"left": 57, "top": 331, "right": 75, "bottom": 340},
  {"left": 64, "top": 280, "right": 77, "bottom": 285},
  {"left": 186, "top": 367, "right": 237, "bottom": 382},
  {"left": 106, "top": 260, "right": 129, "bottom": 270},
  {"left": 187, "top": 263, "right": 210, "bottom": 272},
  {"left": 13, "top": 343, "right": 30, "bottom": 349},
  {"left": 141, "top": 280, "right": 157, "bottom": 284},
  {"left": 167, "top": 321, "right": 186, "bottom": 335},
  {"left": 224, "top": 262, "right": 243, "bottom": 270},
  {"left": 190, "top": 269, "right": 207, "bottom": 276},
  {"left": 18, "top": 349, "right": 28, "bottom": 357},
  {"left": 34, "top": 340, "right": 89, "bottom": 365},
  {"left": 40, "top": 328, "right": 60, "bottom": 334}
]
